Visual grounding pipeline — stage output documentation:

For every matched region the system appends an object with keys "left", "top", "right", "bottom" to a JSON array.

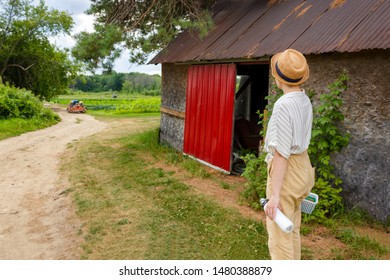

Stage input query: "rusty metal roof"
[{"left": 150, "top": 0, "right": 390, "bottom": 64}]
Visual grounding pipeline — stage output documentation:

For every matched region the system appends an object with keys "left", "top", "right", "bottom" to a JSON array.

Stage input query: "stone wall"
[
  {"left": 159, "top": 63, "right": 188, "bottom": 151},
  {"left": 305, "top": 50, "right": 390, "bottom": 223}
]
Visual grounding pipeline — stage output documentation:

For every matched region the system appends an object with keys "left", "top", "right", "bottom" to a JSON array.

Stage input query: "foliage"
[
  {"left": 72, "top": 72, "right": 161, "bottom": 95},
  {"left": 241, "top": 152, "right": 267, "bottom": 210},
  {"left": 306, "top": 73, "right": 350, "bottom": 222},
  {"left": 73, "top": 72, "right": 125, "bottom": 92},
  {"left": 122, "top": 72, "right": 161, "bottom": 94},
  {"left": 71, "top": 24, "right": 123, "bottom": 73},
  {"left": 0, "top": 0, "right": 78, "bottom": 100},
  {"left": 0, "top": 84, "right": 60, "bottom": 139},
  {"left": 72, "top": 0, "right": 216, "bottom": 70},
  {"left": 0, "top": 83, "right": 58, "bottom": 120},
  {"left": 241, "top": 74, "right": 350, "bottom": 224}
]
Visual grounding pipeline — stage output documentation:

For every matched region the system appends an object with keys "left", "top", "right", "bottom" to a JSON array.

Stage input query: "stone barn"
[{"left": 150, "top": 0, "right": 390, "bottom": 222}]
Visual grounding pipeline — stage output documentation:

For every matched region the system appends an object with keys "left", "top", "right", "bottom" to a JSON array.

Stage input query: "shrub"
[
  {"left": 306, "top": 73, "right": 349, "bottom": 222},
  {"left": 0, "top": 84, "right": 59, "bottom": 121},
  {"left": 241, "top": 152, "right": 267, "bottom": 210}
]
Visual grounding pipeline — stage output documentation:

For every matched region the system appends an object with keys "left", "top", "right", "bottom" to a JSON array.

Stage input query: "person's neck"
[{"left": 282, "top": 84, "right": 302, "bottom": 94}]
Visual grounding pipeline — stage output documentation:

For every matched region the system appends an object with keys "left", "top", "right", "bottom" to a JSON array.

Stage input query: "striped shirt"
[{"left": 264, "top": 90, "right": 313, "bottom": 163}]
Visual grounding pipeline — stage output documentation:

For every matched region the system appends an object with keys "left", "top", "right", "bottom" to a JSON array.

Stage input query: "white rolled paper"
[{"left": 261, "top": 199, "right": 294, "bottom": 233}]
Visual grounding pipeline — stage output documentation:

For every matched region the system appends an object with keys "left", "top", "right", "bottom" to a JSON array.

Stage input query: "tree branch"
[{"left": 7, "top": 63, "right": 35, "bottom": 71}]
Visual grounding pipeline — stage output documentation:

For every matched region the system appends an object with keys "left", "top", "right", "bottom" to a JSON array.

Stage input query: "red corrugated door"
[{"left": 183, "top": 64, "right": 236, "bottom": 172}]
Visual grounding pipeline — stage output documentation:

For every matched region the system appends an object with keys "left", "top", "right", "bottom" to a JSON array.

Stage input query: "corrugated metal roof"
[{"left": 150, "top": 0, "right": 390, "bottom": 64}]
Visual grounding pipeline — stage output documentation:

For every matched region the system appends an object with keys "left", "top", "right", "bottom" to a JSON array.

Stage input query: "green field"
[{"left": 52, "top": 92, "right": 161, "bottom": 114}]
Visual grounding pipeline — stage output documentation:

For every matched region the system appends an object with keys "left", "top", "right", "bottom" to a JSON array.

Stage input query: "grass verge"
[{"left": 0, "top": 116, "right": 60, "bottom": 140}]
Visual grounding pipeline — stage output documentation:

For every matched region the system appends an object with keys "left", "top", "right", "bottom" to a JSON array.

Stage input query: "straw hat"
[{"left": 270, "top": 49, "right": 309, "bottom": 86}]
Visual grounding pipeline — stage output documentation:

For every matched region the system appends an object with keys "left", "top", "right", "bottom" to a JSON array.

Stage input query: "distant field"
[{"left": 52, "top": 93, "right": 161, "bottom": 114}]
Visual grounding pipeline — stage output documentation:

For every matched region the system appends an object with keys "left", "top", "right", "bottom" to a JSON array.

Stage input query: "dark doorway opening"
[{"left": 232, "top": 63, "right": 269, "bottom": 174}]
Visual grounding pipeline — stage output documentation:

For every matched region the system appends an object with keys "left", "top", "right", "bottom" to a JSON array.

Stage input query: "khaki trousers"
[{"left": 266, "top": 151, "right": 315, "bottom": 260}]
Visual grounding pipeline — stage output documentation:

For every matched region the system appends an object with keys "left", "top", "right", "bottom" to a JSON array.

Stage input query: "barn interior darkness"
[{"left": 233, "top": 64, "right": 269, "bottom": 169}]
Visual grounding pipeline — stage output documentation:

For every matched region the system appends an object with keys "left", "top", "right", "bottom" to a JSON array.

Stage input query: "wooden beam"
[{"left": 160, "top": 106, "right": 185, "bottom": 119}]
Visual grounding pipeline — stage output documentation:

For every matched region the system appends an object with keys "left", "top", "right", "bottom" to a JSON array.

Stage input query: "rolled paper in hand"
[{"left": 260, "top": 198, "right": 294, "bottom": 233}]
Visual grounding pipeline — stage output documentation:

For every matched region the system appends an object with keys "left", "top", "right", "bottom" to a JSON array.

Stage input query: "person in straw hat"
[{"left": 263, "top": 49, "right": 315, "bottom": 260}]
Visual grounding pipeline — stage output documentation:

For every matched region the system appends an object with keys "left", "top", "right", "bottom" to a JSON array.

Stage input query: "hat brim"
[{"left": 270, "top": 52, "right": 309, "bottom": 86}]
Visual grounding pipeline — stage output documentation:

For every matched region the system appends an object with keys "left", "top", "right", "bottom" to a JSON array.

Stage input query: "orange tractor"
[{"left": 67, "top": 100, "right": 86, "bottom": 113}]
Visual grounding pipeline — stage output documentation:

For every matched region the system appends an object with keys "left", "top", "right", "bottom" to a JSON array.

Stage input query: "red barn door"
[{"left": 183, "top": 64, "right": 236, "bottom": 172}]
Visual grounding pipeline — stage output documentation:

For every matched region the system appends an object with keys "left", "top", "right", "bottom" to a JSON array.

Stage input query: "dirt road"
[{"left": 0, "top": 106, "right": 107, "bottom": 259}]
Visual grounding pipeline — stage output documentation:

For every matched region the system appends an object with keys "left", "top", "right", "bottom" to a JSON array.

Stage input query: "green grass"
[
  {"left": 64, "top": 122, "right": 269, "bottom": 260},
  {"left": 88, "top": 110, "right": 160, "bottom": 119},
  {"left": 52, "top": 93, "right": 161, "bottom": 114},
  {"left": 334, "top": 228, "right": 387, "bottom": 259},
  {"left": 63, "top": 116, "right": 389, "bottom": 260},
  {"left": 0, "top": 116, "right": 60, "bottom": 140}
]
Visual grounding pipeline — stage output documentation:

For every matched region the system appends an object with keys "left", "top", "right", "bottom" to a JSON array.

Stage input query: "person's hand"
[
  {"left": 265, "top": 195, "right": 281, "bottom": 220},
  {"left": 265, "top": 151, "right": 286, "bottom": 220}
]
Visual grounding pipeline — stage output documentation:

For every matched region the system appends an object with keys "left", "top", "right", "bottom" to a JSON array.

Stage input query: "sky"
[{"left": 36, "top": 0, "right": 161, "bottom": 75}]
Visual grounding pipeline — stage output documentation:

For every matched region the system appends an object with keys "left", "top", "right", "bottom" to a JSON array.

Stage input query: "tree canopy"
[
  {"left": 72, "top": 0, "right": 217, "bottom": 71},
  {"left": 0, "top": 0, "right": 78, "bottom": 100},
  {"left": 72, "top": 72, "right": 161, "bottom": 95}
]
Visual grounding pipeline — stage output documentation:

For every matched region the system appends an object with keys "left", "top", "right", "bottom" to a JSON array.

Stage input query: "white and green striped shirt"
[{"left": 264, "top": 91, "right": 312, "bottom": 163}]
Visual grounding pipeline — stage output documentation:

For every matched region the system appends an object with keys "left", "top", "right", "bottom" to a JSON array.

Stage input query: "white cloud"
[
  {"left": 114, "top": 53, "right": 161, "bottom": 75},
  {"left": 48, "top": 13, "right": 94, "bottom": 50},
  {"left": 36, "top": 0, "right": 93, "bottom": 47},
  {"left": 73, "top": 13, "right": 95, "bottom": 33},
  {"left": 42, "top": 0, "right": 90, "bottom": 15},
  {"left": 49, "top": 34, "right": 75, "bottom": 50}
]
